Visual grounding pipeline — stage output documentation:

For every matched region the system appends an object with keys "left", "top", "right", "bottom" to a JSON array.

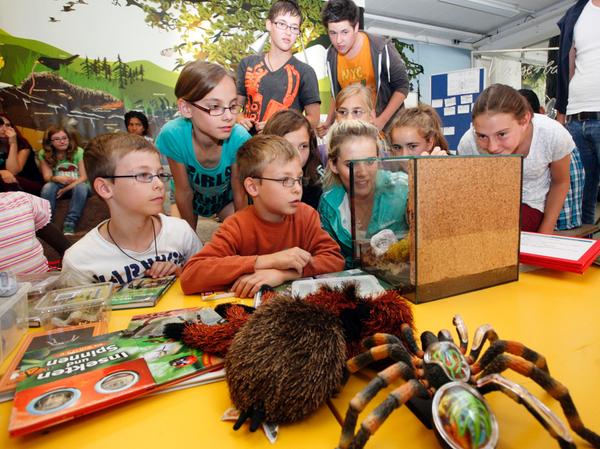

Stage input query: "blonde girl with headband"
[
  {"left": 318, "top": 120, "right": 408, "bottom": 267},
  {"left": 318, "top": 83, "right": 390, "bottom": 157}
]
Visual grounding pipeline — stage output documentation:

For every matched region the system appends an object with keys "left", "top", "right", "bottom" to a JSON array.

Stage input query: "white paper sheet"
[
  {"left": 444, "top": 97, "right": 456, "bottom": 107},
  {"left": 457, "top": 104, "right": 470, "bottom": 114},
  {"left": 443, "top": 106, "right": 456, "bottom": 116},
  {"left": 460, "top": 94, "right": 473, "bottom": 104},
  {"left": 520, "top": 232, "right": 595, "bottom": 261},
  {"left": 447, "top": 69, "right": 480, "bottom": 96},
  {"left": 432, "top": 99, "right": 443, "bottom": 108},
  {"left": 443, "top": 126, "right": 455, "bottom": 136}
]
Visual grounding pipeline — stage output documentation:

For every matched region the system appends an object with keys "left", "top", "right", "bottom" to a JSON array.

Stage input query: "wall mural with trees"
[{"left": 0, "top": 0, "right": 422, "bottom": 147}]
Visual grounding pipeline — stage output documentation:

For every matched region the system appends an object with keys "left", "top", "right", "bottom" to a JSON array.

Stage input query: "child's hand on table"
[
  {"left": 255, "top": 247, "right": 311, "bottom": 274},
  {"left": 232, "top": 269, "right": 297, "bottom": 298},
  {"left": 147, "top": 261, "right": 181, "bottom": 278}
]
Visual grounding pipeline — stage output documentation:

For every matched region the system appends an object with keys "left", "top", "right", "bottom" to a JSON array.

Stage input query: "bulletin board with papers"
[{"left": 430, "top": 67, "right": 485, "bottom": 151}]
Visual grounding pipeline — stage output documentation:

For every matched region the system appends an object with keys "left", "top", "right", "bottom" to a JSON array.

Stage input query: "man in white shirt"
[{"left": 556, "top": 0, "right": 600, "bottom": 224}]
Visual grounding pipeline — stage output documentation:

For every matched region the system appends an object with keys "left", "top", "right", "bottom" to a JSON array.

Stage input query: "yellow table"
[
  {"left": 329, "top": 267, "right": 600, "bottom": 449},
  {"left": 1, "top": 268, "right": 599, "bottom": 449}
]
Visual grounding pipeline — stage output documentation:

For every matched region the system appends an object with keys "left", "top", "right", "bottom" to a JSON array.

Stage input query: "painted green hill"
[{"left": 0, "top": 28, "right": 178, "bottom": 87}]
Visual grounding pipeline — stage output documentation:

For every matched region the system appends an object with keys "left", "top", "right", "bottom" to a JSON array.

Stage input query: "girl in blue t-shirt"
[{"left": 156, "top": 61, "right": 250, "bottom": 230}]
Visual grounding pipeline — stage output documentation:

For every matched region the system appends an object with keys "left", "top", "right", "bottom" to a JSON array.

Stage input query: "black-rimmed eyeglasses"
[
  {"left": 188, "top": 102, "right": 243, "bottom": 116},
  {"left": 253, "top": 176, "right": 307, "bottom": 188},
  {"left": 272, "top": 20, "right": 301, "bottom": 35},
  {"left": 102, "top": 173, "right": 173, "bottom": 183}
]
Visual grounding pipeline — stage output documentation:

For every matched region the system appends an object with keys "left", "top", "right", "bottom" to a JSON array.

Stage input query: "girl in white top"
[{"left": 458, "top": 84, "right": 573, "bottom": 234}]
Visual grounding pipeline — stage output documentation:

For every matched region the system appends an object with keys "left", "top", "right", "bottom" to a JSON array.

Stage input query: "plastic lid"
[
  {"left": 0, "top": 283, "right": 31, "bottom": 316},
  {"left": 291, "top": 275, "right": 385, "bottom": 298},
  {"left": 17, "top": 272, "right": 62, "bottom": 295},
  {"left": 34, "top": 282, "right": 113, "bottom": 313}
]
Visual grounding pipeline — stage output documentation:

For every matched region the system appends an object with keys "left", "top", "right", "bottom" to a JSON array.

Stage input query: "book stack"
[
  {"left": 110, "top": 275, "right": 177, "bottom": 310},
  {"left": 4, "top": 307, "right": 225, "bottom": 437}
]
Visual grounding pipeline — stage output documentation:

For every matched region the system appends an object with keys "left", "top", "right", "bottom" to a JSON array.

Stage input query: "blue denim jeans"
[
  {"left": 41, "top": 181, "right": 91, "bottom": 226},
  {"left": 566, "top": 119, "right": 600, "bottom": 224}
]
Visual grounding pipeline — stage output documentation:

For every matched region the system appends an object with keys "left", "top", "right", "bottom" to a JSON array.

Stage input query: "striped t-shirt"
[{"left": 0, "top": 192, "right": 51, "bottom": 274}]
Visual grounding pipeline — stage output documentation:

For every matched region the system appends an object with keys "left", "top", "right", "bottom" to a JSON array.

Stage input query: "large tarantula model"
[
  {"left": 165, "top": 284, "right": 414, "bottom": 430},
  {"left": 338, "top": 315, "right": 600, "bottom": 449}
]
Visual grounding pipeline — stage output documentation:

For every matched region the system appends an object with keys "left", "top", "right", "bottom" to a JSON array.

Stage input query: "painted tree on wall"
[{"left": 111, "top": 0, "right": 325, "bottom": 70}]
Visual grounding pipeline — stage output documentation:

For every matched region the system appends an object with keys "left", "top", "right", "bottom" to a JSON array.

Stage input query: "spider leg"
[
  {"left": 471, "top": 340, "right": 549, "bottom": 374},
  {"left": 452, "top": 314, "right": 469, "bottom": 354},
  {"left": 437, "top": 329, "right": 454, "bottom": 342},
  {"left": 467, "top": 323, "right": 499, "bottom": 364},
  {"left": 341, "top": 378, "right": 428, "bottom": 449},
  {"left": 361, "top": 333, "right": 401, "bottom": 350},
  {"left": 347, "top": 340, "right": 414, "bottom": 374},
  {"left": 232, "top": 402, "right": 265, "bottom": 432},
  {"left": 401, "top": 323, "right": 423, "bottom": 357},
  {"left": 477, "top": 353, "right": 600, "bottom": 447},
  {"left": 477, "top": 374, "right": 576, "bottom": 449},
  {"left": 420, "top": 331, "right": 438, "bottom": 351},
  {"left": 338, "top": 361, "right": 416, "bottom": 449}
]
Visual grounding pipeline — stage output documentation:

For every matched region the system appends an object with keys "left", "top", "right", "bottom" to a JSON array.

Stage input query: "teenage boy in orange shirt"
[
  {"left": 317, "top": 0, "right": 409, "bottom": 136},
  {"left": 181, "top": 135, "right": 344, "bottom": 297}
]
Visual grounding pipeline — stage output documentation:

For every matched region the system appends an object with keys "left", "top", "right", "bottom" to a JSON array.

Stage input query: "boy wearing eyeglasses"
[
  {"left": 317, "top": 0, "right": 409, "bottom": 137},
  {"left": 180, "top": 135, "right": 344, "bottom": 297},
  {"left": 61, "top": 133, "right": 202, "bottom": 286},
  {"left": 236, "top": 0, "right": 321, "bottom": 134}
]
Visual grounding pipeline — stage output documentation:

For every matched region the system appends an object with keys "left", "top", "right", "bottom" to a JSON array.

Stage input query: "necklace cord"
[{"left": 106, "top": 217, "right": 158, "bottom": 264}]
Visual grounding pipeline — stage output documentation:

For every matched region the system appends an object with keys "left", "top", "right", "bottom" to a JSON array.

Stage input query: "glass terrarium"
[{"left": 349, "top": 155, "right": 522, "bottom": 303}]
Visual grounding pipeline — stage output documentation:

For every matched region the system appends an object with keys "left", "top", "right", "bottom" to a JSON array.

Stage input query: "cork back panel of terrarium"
[{"left": 414, "top": 156, "right": 521, "bottom": 287}]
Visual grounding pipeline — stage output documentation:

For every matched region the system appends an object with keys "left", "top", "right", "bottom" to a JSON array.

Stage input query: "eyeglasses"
[
  {"left": 102, "top": 172, "right": 173, "bottom": 183},
  {"left": 336, "top": 108, "right": 366, "bottom": 119},
  {"left": 51, "top": 136, "right": 69, "bottom": 142},
  {"left": 253, "top": 176, "right": 307, "bottom": 188},
  {"left": 188, "top": 102, "right": 243, "bottom": 117},
  {"left": 272, "top": 20, "right": 301, "bottom": 35}
]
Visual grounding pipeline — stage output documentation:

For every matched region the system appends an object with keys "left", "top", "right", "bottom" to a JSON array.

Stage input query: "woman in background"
[
  {"left": 125, "top": 110, "right": 152, "bottom": 141},
  {"left": 0, "top": 113, "right": 43, "bottom": 194}
]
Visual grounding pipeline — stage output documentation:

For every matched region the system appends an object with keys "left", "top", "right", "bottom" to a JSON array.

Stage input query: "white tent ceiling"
[{"left": 364, "top": 0, "right": 574, "bottom": 49}]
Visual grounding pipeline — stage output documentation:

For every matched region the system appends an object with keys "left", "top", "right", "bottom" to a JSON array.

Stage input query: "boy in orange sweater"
[{"left": 181, "top": 135, "right": 344, "bottom": 297}]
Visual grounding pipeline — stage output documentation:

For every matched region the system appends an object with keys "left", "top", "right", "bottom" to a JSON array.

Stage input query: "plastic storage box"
[
  {"left": 16, "top": 272, "right": 62, "bottom": 327},
  {"left": 0, "top": 283, "right": 30, "bottom": 366},
  {"left": 349, "top": 155, "right": 522, "bottom": 303},
  {"left": 34, "top": 283, "right": 113, "bottom": 330}
]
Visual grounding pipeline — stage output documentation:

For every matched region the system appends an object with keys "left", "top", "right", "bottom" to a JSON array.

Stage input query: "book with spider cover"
[
  {"left": 8, "top": 307, "right": 224, "bottom": 437},
  {"left": 110, "top": 275, "right": 176, "bottom": 310},
  {"left": 0, "top": 323, "right": 106, "bottom": 403}
]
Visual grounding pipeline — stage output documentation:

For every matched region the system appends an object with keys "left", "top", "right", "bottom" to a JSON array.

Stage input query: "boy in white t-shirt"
[{"left": 62, "top": 133, "right": 201, "bottom": 285}]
